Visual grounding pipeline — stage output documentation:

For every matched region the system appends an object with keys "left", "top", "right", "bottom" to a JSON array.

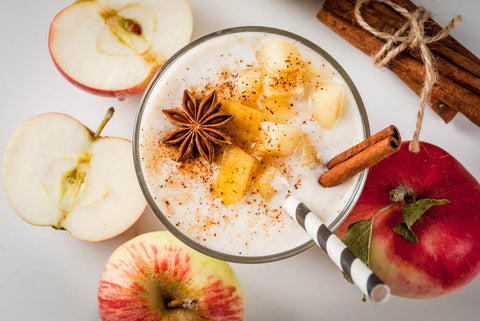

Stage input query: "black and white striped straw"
[{"left": 284, "top": 196, "right": 390, "bottom": 303}]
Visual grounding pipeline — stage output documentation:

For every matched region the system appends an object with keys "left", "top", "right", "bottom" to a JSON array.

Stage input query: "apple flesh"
[
  {"left": 2, "top": 109, "right": 146, "bottom": 242},
  {"left": 49, "top": 0, "right": 193, "bottom": 99},
  {"left": 336, "top": 141, "right": 480, "bottom": 298},
  {"left": 98, "top": 231, "right": 243, "bottom": 320}
]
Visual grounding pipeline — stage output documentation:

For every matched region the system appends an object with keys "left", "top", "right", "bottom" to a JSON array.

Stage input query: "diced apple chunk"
[
  {"left": 303, "top": 66, "right": 335, "bottom": 95},
  {"left": 253, "top": 164, "right": 279, "bottom": 201},
  {"left": 235, "top": 67, "right": 263, "bottom": 103},
  {"left": 301, "top": 134, "right": 319, "bottom": 166},
  {"left": 257, "top": 40, "right": 304, "bottom": 73},
  {"left": 263, "top": 69, "right": 304, "bottom": 97},
  {"left": 213, "top": 145, "right": 259, "bottom": 205},
  {"left": 260, "top": 96, "right": 296, "bottom": 123},
  {"left": 253, "top": 122, "right": 303, "bottom": 157},
  {"left": 219, "top": 99, "right": 262, "bottom": 149},
  {"left": 310, "top": 82, "right": 344, "bottom": 129}
]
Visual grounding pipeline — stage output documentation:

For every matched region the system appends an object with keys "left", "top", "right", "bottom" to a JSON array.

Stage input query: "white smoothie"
[{"left": 137, "top": 31, "right": 366, "bottom": 258}]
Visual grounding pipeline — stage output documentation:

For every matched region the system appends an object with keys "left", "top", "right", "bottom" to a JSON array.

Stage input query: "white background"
[{"left": 1, "top": 0, "right": 480, "bottom": 320}]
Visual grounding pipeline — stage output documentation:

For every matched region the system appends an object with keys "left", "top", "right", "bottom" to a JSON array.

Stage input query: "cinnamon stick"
[
  {"left": 317, "top": 8, "right": 480, "bottom": 126},
  {"left": 319, "top": 127, "right": 401, "bottom": 187},
  {"left": 327, "top": 125, "right": 400, "bottom": 169},
  {"left": 392, "top": 0, "right": 480, "bottom": 75},
  {"left": 339, "top": 0, "right": 480, "bottom": 73},
  {"left": 324, "top": 0, "right": 480, "bottom": 97}
]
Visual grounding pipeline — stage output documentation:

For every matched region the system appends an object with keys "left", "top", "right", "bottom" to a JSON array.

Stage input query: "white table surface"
[{"left": 1, "top": 0, "right": 480, "bottom": 320}]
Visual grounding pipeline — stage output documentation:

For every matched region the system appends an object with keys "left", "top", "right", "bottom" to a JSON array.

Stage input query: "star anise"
[{"left": 162, "top": 90, "right": 234, "bottom": 163}]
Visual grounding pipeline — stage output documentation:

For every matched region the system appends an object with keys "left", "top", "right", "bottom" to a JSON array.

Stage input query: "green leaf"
[
  {"left": 342, "top": 204, "right": 397, "bottom": 270},
  {"left": 393, "top": 222, "right": 418, "bottom": 243},
  {"left": 402, "top": 198, "right": 449, "bottom": 226},
  {"left": 341, "top": 203, "right": 396, "bottom": 301},
  {"left": 343, "top": 218, "right": 374, "bottom": 265},
  {"left": 394, "top": 198, "right": 449, "bottom": 242}
]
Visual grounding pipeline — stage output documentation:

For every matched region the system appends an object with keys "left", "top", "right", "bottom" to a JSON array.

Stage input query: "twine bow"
[{"left": 354, "top": 0, "right": 462, "bottom": 152}]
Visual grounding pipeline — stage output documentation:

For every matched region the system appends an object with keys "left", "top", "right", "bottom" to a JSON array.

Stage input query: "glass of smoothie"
[{"left": 133, "top": 26, "right": 369, "bottom": 263}]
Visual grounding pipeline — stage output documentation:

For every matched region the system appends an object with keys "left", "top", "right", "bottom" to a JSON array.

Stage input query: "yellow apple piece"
[
  {"left": 213, "top": 145, "right": 259, "bottom": 205},
  {"left": 310, "top": 82, "right": 344, "bottom": 129},
  {"left": 219, "top": 99, "right": 262, "bottom": 149},
  {"left": 303, "top": 66, "right": 335, "bottom": 95},
  {"left": 301, "top": 134, "right": 319, "bottom": 166},
  {"left": 263, "top": 69, "right": 304, "bottom": 97},
  {"left": 257, "top": 39, "right": 304, "bottom": 73},
  {"left": 235, "top": 67, "right": 263, "bottom": 103},
  {"left": 253, "top": 164, "right": 279, "bottom": 201},
  {"left": 260, "top": 96, "right": 296, "bottom": 123},
  {"left": 253, "top": 122, "right": 303, "bottom": 157}
]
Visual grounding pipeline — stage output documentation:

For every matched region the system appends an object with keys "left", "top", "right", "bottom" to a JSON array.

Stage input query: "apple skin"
[
  {"left": 336, "top": 141, "right": 480, "bottom": 299},
  {"left": 98, "top": 231, "right": 243, "bottom": 320}
]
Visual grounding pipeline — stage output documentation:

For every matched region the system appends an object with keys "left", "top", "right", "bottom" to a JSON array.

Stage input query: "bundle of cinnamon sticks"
[{"left": 317, "top": 0, "right": 480, "bottom": 126}]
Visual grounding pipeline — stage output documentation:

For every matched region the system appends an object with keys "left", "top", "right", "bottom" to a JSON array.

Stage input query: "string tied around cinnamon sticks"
[{"left": 354, "top": 0, "right": 462, "bottom": 152}]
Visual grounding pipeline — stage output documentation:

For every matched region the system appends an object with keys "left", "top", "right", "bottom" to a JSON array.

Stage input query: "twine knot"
[{"left": 354, "top": 0, "right": 462, "bottom": 152}]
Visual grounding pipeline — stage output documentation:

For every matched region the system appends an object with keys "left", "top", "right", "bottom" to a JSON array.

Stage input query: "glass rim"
[{"left": 133, "top": 26, "right": 370, "bottom": 263}]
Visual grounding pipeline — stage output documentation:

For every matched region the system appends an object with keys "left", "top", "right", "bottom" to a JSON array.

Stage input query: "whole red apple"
[
  {"left": 336, "top": 141, "right": 480, "bottom": 299},
  {"left": 98, "top": 231, "right": 243, "bottom": 320}
]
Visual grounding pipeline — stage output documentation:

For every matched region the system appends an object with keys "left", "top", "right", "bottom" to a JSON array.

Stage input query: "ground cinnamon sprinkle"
[
  {"left": 138, "top": 31, "right": 368, "bottom": 256},
  {"left": 141, "top": 116, "right": 291, "bottom": 243}
]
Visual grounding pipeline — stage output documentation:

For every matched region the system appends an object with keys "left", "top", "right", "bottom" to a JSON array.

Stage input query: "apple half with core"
[
  {"left": 49, "top": 0, "right": 193, "bottom": 98},
  {"left": 2, "top": 108, "right": 146, "bottom": 242},
  {"left": 98, "top": 231, "right": 243, "bottom": 320},
  {"left": 336, "top": 141, "right": 480, "bottom": 298}
]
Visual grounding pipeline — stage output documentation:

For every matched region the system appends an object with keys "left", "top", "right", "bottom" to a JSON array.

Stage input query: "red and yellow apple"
[
  {"left": 48, "top": 0, "right": 193, "bottom": 99},
  {"left": 98, "top": 231, "right": 243, "bottom": 320},
  {"left": 2, "top": 108, "right": 146, "bottom": 242},
  {"left": 336, "top": 141, "right": 480, "bottom": 298}
]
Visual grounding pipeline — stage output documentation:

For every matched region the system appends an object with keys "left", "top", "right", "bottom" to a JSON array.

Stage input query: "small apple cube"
[
  {"left": 303, "top": 66, "right": 335, "bottom": 95},
  {"left": 253, "top": 122, "right": 303, "bottom": 157},
  {"left": 253, "top": 164, "right": 279, "bottom": 201},
  {"left": 219, "top": 99, "right": 263, "bottom": 149},
  {"left": 263, "top": 69, "right": 304, "bottom": 97},
  {"left": 235, "top": 67, "right": 263, "bottom": 103},
  {"left": 301, "top": 134, "right": 319, "bottom": 166},
  {"left": 213, "top": 145, "right": 259, "bottom": 205},
  {"left": 310, "top": 82, "right": 344, "bottom": 129},
  {"left": 257, "top": 40, "right": 304, "bottom": 73},
  {"left": 260, "top": 96, "right": 296, "bottom": 123}
]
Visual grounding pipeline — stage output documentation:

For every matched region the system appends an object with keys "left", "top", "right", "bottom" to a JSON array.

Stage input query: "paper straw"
[{"left": 283, "top": 196, "right": 390, "bottom": 303}]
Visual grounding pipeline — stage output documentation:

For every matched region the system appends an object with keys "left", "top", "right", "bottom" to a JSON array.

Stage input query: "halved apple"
[
  {"left": 2, "top": 109, "right": 146, "bottom": 242},
  {"left": 48, "top": 0, "right": 193, "bottom": 98}
]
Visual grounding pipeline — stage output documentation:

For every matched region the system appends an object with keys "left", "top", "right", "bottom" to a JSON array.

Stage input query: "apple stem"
[
  {"left": 94, "top": 107, "right": 115, "bottom": 139},
  {"left": 166, "top": 298, "right": 199, "bottom": 310},
  {"left": 390, "top": 182, "right": 415, "bottom": 203}
]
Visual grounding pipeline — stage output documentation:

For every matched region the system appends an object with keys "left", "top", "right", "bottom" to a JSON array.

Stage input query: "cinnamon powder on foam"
[
  {"left": 140, "top": 67, "right": 299, "bottom": 253},
  {"left": 139, "top": 34, "right": 363, "bottom": 256}
]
